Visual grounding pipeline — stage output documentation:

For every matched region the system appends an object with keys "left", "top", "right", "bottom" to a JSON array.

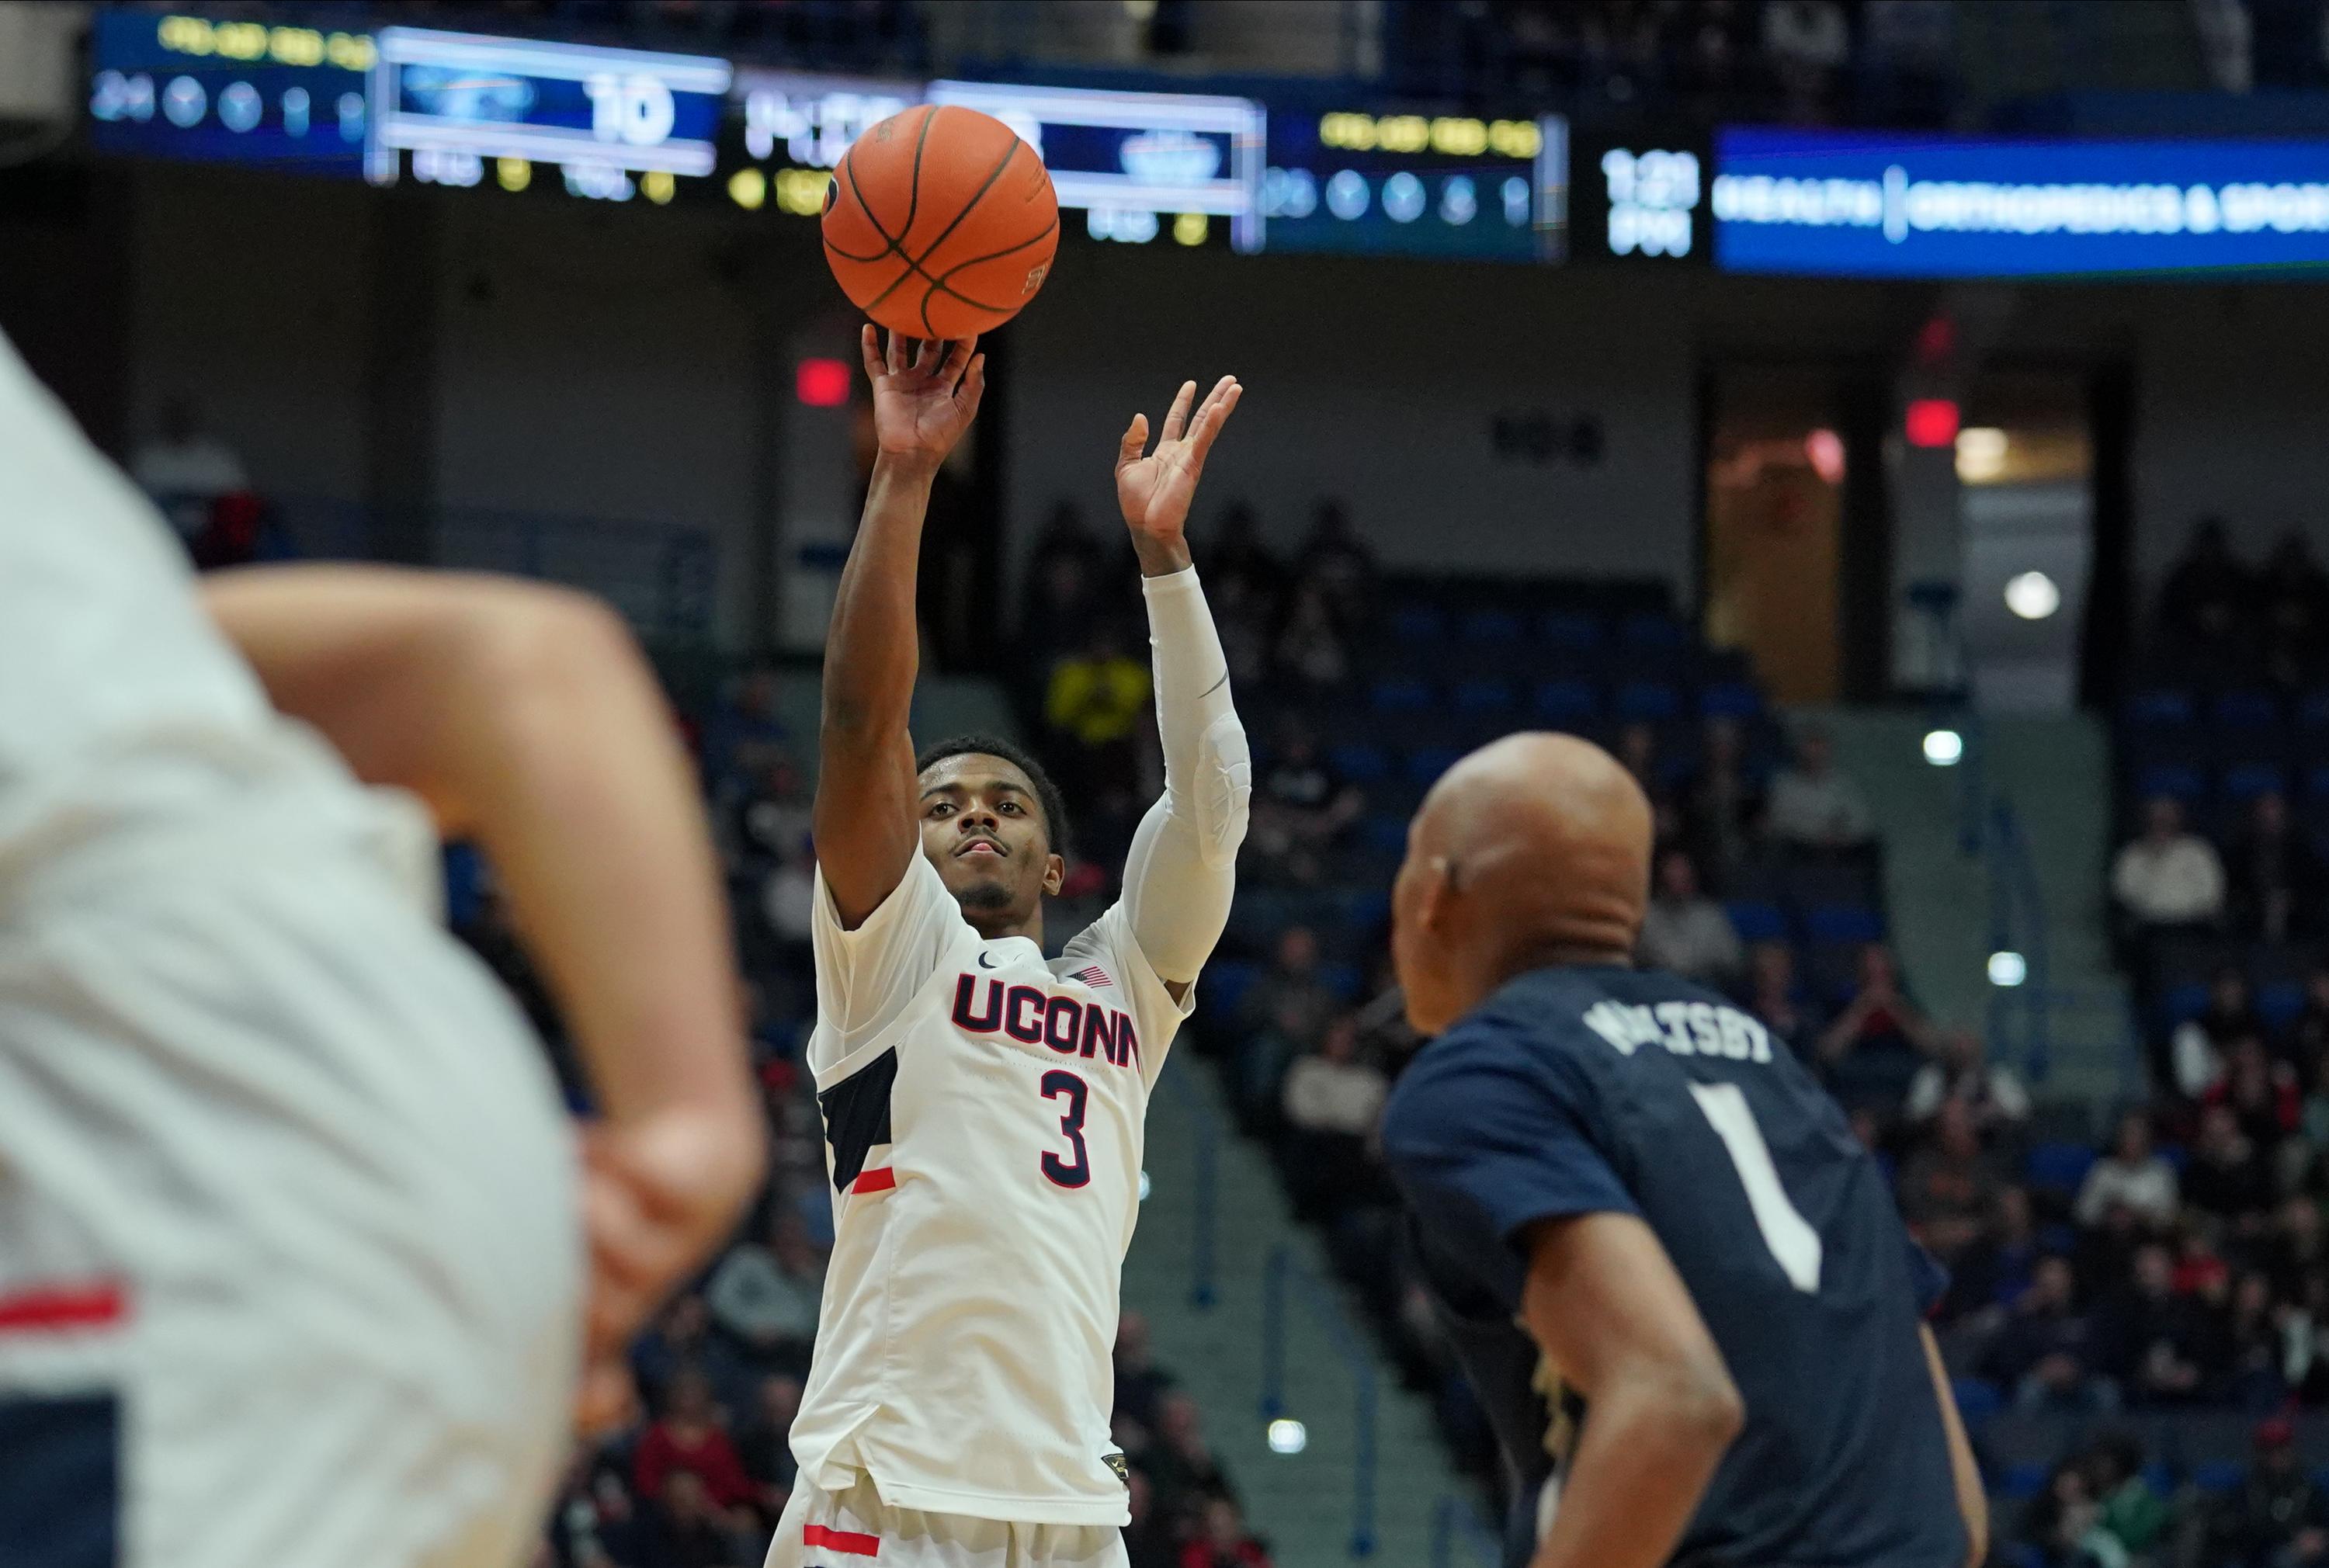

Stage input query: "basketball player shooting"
[{"left": 767, "top": 329, "right": 1248, "bottom": 1568}]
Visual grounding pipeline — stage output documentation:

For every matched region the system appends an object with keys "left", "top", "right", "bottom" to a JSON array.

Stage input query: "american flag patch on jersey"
[{"left": 1069, "top": 964, "right": 1112, "bottom": 989}]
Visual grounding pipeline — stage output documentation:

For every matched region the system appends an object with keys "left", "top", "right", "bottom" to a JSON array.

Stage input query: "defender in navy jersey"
[{"left": 1380, "top": 734, "right": 1984, "bottom": 1568}]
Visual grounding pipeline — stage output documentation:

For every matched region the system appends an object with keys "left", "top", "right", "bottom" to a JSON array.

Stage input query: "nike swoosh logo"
[{"left": 977, "top": 952, "right": 998, "bottom": 970}]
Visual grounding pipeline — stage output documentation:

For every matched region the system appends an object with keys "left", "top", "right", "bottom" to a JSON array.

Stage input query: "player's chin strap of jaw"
[{"left": 1120, "top": 565, "right": 1251, "bottom": 987}]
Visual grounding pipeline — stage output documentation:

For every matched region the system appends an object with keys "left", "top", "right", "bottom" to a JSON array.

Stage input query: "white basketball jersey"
[
  {"left": 791, "top": 853, "right": 1192, "bottom": 1526},
  {"left": 0, "top": 331, "right": 434, "bottom": 907}
]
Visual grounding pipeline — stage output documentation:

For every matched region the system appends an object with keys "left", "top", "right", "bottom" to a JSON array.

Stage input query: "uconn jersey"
[
  {"left": 793, "top": 853, "right": 1190, "bottom": 1525},
  {"left": 1382, "top": 965, "right": 1966, "bottom": 1568}
]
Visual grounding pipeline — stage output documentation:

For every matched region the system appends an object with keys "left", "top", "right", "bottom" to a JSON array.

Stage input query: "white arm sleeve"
[{"left": 1119, "top": 566, "right": 1249, "bottom": 986}]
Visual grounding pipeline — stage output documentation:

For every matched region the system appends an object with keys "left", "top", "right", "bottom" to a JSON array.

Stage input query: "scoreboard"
[
  {"left": 364, "top": 28, "right": 731, "bottom": 202},
  {"left": 1260, "top": 109, "right": 1569, "bottom": 262},
  {"left": 87, "top": 9, "right": 373, "bottom": 175}
]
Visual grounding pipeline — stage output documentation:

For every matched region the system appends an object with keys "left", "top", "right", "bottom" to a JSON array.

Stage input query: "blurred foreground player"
[
  {"left": 0, "top": 331, "right": 762, "bottom": 1567},
  {"left": 1380, "top": 734, "right": 1987, "bottom": 1568},
  {"left": 769, "top": 331, "right": 1248, "bottom": 1567}
]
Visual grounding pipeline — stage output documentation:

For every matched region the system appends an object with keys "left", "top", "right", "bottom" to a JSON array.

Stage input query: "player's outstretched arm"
[
  {"left": 815, "top": 328, "right": 984, "bottom": 928},
  {"left": 1518, "top": 1212, "right": 1746, "bottom": 1568},
  {"left": 1922, "top": 1323, "right": 1989, "bottom": 1568},
  {"left": 203, "top": 565, "right": 765, "bottom": 1417},
  {"left": 1113, "top": 375, "right": 1250, "bottom": 996}
]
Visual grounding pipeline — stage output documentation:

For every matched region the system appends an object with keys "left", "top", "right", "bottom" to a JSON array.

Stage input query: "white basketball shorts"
[
  {"left": 0, "top": 849, "right": 581, "bottom": 1568},
  {"left": 765, "top": 1471, "right": 1130, "bottom": 1568}
]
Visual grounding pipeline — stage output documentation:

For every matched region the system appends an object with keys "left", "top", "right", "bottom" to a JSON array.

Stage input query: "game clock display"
[
  {"left": 1258, "top": 109, "right": 1570, "bottom": 262},
  {"left": 1568, "top": 130, "right": 1715, "bottom": 265}
]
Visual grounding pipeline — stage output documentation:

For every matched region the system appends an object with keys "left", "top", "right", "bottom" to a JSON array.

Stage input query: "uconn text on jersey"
[{"left": 949, "top": 974, "right": 1144, "bottom": 1073}]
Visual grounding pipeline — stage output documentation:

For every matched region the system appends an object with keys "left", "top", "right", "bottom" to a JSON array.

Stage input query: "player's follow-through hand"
[
  {"left": 1116, "top": 373, "right": 1243, "bottom": 546},
  {"left": 863, "top": 326, "right": 984, "bottom": 470}
]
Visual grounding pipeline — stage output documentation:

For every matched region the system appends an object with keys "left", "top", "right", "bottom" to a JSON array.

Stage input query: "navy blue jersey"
[{"left": 1380, "top": 964, "right": 1965, "bottom": 1568}]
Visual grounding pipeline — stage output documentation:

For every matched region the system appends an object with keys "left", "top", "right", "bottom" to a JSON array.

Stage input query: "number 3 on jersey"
[
  {"left": 1040, "top": 1070, "right": 1091, "bottom": 1189},
  {"left": 1689, "top": 1081, "right": 1822, "bottom": 1293}
]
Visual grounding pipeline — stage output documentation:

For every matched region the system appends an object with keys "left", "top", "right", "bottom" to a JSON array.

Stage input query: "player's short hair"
[{"left": 915, "top": 734, "right": 1071, "bottom": 859}]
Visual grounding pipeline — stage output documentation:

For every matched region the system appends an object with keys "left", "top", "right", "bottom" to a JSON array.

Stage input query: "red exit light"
[
  {"left": 796, "top": 358, "right": 851, "bottom": 408},
  {"left": 1904, "top": 398, "right": 1960, "bottom": 449}
]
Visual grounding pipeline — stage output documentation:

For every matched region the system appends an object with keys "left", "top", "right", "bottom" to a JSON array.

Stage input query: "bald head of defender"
[{"left": 1390, "top": 732, "right": 1654, "bottom": 1036}]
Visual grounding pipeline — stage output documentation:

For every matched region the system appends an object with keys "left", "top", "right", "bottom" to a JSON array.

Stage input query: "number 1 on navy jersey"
[
  {"left": 1689, "top": 1082, "right": 1822, "bottom": 1292},
  {"left": 1040, "top": 1070, "right": 1091, "bottom": 1188}
]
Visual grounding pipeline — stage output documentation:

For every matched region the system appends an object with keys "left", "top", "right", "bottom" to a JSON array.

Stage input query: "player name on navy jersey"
[{"left": 1381, "top": 963, "right": 1966, "bottom": 1568}]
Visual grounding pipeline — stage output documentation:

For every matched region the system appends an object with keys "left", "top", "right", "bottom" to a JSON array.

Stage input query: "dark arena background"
[{"left": 11, "top": 2, "right": 2329, "bottom": 1564}]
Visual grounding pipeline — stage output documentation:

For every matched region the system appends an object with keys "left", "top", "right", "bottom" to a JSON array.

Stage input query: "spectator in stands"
[
  {"left": 2016, "top": 1457, "right": 2112, "bottom": 1567},
  {"left": 633, "top": 1369, "right": 756, "bottom": 1525},
  {"left": 631, "top": 1292, "right": 756, "bottom": 1419},
  {"left": 1181, "top": 1498, "right": 1272, "bottom": 1568},
  {"left": 704, "top": 668, "right": 790, "bottom": 806},
  {"left": 734, "top": 1373, "right": 800, "bottom": 1525},
  {"left": 2112, "top": 796, "right": 2227, "bottom": 951},
  {"left": 547, "top": 1451, "right": 649, "bottom": 1568},
  {"left": 2175, "top": 969, "right": 2268, "bottom": 1099},
  {"left": 2220, "top": 1270, "right": 2290, "bottom": 1410},
  {"left": 1020, "top": 531, "right": 1108, "bottom": 691},
  {"left": 2185, "top": 1105, "right": 2279, "bottom": 1230},
  {"left": 1147, "top": 1392, "right": 1237, "bottom": 1514},
  {"left": 2205, "top": 1417, "right": 2329, "bottom": 1568},
  {"left": 1272, "top": 581, "right": 1349, "bottom": 690},
  {"left": 1239, "top": 925, "right": 1338, "bottom": 1053},
  {"left": 2262, "top": 531, "right": 2329, "bottom": 683},
  {"left": 1115, "top": 1310, "right": 1177, "bottom": 1435},
  {"left": 130, "top": 394, "right": 249, "bottom": 542},
  {"left": 1279, "top": 1012, "right": 1390, "bottom": 1223},
  {"left": 1637, "top": 846, "right": 1745, "bottom": 987},
  {"left": 1744, "top": 939, "right": 1817, "bottom": 1059},
  {"left": 1898, "top": 1099, "right": 2002, "bottom": 1268},
  {"left": 1945, "top": 1181, "right": 2043, "bottom": 1319},
  {"left": 2228, "top": 791, "right": 2322, "bottom": 942},
  {"left": 2207, "top": 1035, "right": 2302, "bottom": 1152},
  {"left": 1248, "top": 720, "right": 1364, "bottom": 887},
  {"left": 1983, "top": 1254, "right": 2112, "bottom": 1413},
  {"left": 2097, "top": 1241, "right": 2211, "bottom": 1406},
  {"left": 1766, "top": 724, "right": 1875, "bottom": 851},
  {"left": 2075, "top": 1111, "right": 2181, "bottom": 1230},
  {"left": 1024, "top": 499, "right": 1106, "bottom": 616},
  {"left": 759, "top": 835, "right": 817, "bottom": 980},
  {"left": 2158, "top": 515, "right": 2251, "bottom": 655},
  {"left": 640, "top": 1468, "right": 751, "bottom": 1568},
  {"left": 1293, "top": 498, "right": 1374, "bottom": 626},
  {"left": 2083, "top": 1433, "right": 2175, "bottom": 1563},
  {"left": 1045, "top": 624, "right": 1153, "bottom": 796},
  {"left": 1203, "top": 503, "right": 1284, "bottom": 688},
  {"left": 703, "top": 1209, "right": 824, "bottom": 1376},
  {"left": 1688, "top": 715, "right": 1765, "bottom": 893},
  {"left": 1903, "top": 1027, "right": 2031, "bottom": 1142},
  {"left": 1816, "top": 942, "right": 1933, "bottom": 1110},
  {"left": 732, "top": 751, "right": 811, "bottom": 868},
  {"left": 2291, "top": 966, "right": 2329, "bottom": 1076}
]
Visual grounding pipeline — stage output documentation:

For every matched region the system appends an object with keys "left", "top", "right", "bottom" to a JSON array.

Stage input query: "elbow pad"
[{"left": 1191, "top": 711, "right": 1252, "bottom": 866}]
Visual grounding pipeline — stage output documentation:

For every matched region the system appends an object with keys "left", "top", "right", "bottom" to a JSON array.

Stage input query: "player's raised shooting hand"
[
  {"left": 1116, "top": 373, "right": 1242, "bottom": 574},
  {"left": 863, "top": 327, "right": 984, "bottom": 472}
]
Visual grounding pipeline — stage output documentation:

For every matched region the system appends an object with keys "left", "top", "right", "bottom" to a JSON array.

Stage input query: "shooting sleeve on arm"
[{"left": 1119, "top": 566, "right": 1250, "bottom": 986}]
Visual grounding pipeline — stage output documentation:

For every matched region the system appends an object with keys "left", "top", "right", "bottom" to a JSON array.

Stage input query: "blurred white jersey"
[
  {"left": 790, "top": 853, "right": 1192, "bottom": 1528},
  {"left": 0, "top": 332, "right": 578, "bottom": 1567}
]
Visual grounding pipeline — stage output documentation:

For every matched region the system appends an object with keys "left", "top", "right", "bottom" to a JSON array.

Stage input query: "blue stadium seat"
[
  {"left": 2000, "top": 1545, "right": 2046, "bottom": 1568},
  {"left": 1613, "top": 680, "right": 1682, "bottom": 723},
  {"left": 1803, "top": 904, "right": 1883, "bottom": 945},
  {"left": 1533, "top": 678, "right": 1600, "bottom": 725},
  {"left": 1725, "top": 901, "right": 1789, "bottom": 943},
  {"left": 1390, "top": 603, "right": 1446, "bottom": 644},
  {"left": 1317, "top": 961, "right": 1363, "bottom": 1001},
  {"left": 2260, "top": 979, "right": 2307, "bottom": 1029},
  {"left": 1341, "top": 888, "right": 1392, "bottom": 931},
  {"left": 1539, "top": 610, "right": 1603, "bottom": 650},
  {"left": 1454, "top": 677, "right": 1519, "bottom": 713},
  {"left": 1356, "top": 815, "right": 1408, "bottom": 854},
  {"left": 2124, "top": 689, "right": 2195, "bottom": 727},
  {"left": 1406, "top": 746, "right": 1461, "bottom": 786},
  {"left": 1699, "top": 680, "right": 1762, "bottom": 720},
  {"left": 1328, "top": 743, "right": 1392, "bottom": 784},
  {"left": 1460, "top": 609, "right": 1523, "bottom": 644},
  {"left": 2221, "top": 761, "right": 2287, "bottom": 801},
  {"left": 1371, "top": 677, "right": 1432, "bottom": 712},
  {"left": 1950, "top": 1379, "right": 2003, "bottom": 1421},
  {"left": 2213, "top": 689, "right": 2283, "bottom": 730},
  {"left": 1998, "top": 1462, "right": 2051, "bottom": 1500},
  {"left": 2136, "top": 763, "right": 2205, "bottom": 802},
  {"left": 2161, "top": 980, "right": 2212, "bottom": 1026},
  {"left": 2025, "top": 1140, "right": 2097, "bottom": 1194},
  {"left": 2192, "top": 1460, "right": 2248, "bottom": 1494},
  {"left": 1202, "top": 960, "right": 1259, "bottom": 1019},
  {"left": 1619, "top": 612, "right": 1690, "bottom": 650}
]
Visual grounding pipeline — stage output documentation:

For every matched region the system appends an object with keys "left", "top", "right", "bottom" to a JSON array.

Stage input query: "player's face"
[{"left": 918, "top": 755, "right": 1064, "bottom": 927}]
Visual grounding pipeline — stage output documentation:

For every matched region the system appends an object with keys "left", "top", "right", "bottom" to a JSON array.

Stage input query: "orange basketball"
[{"left": 823, "top": 103, "right": 1060, "bottom": 341}]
